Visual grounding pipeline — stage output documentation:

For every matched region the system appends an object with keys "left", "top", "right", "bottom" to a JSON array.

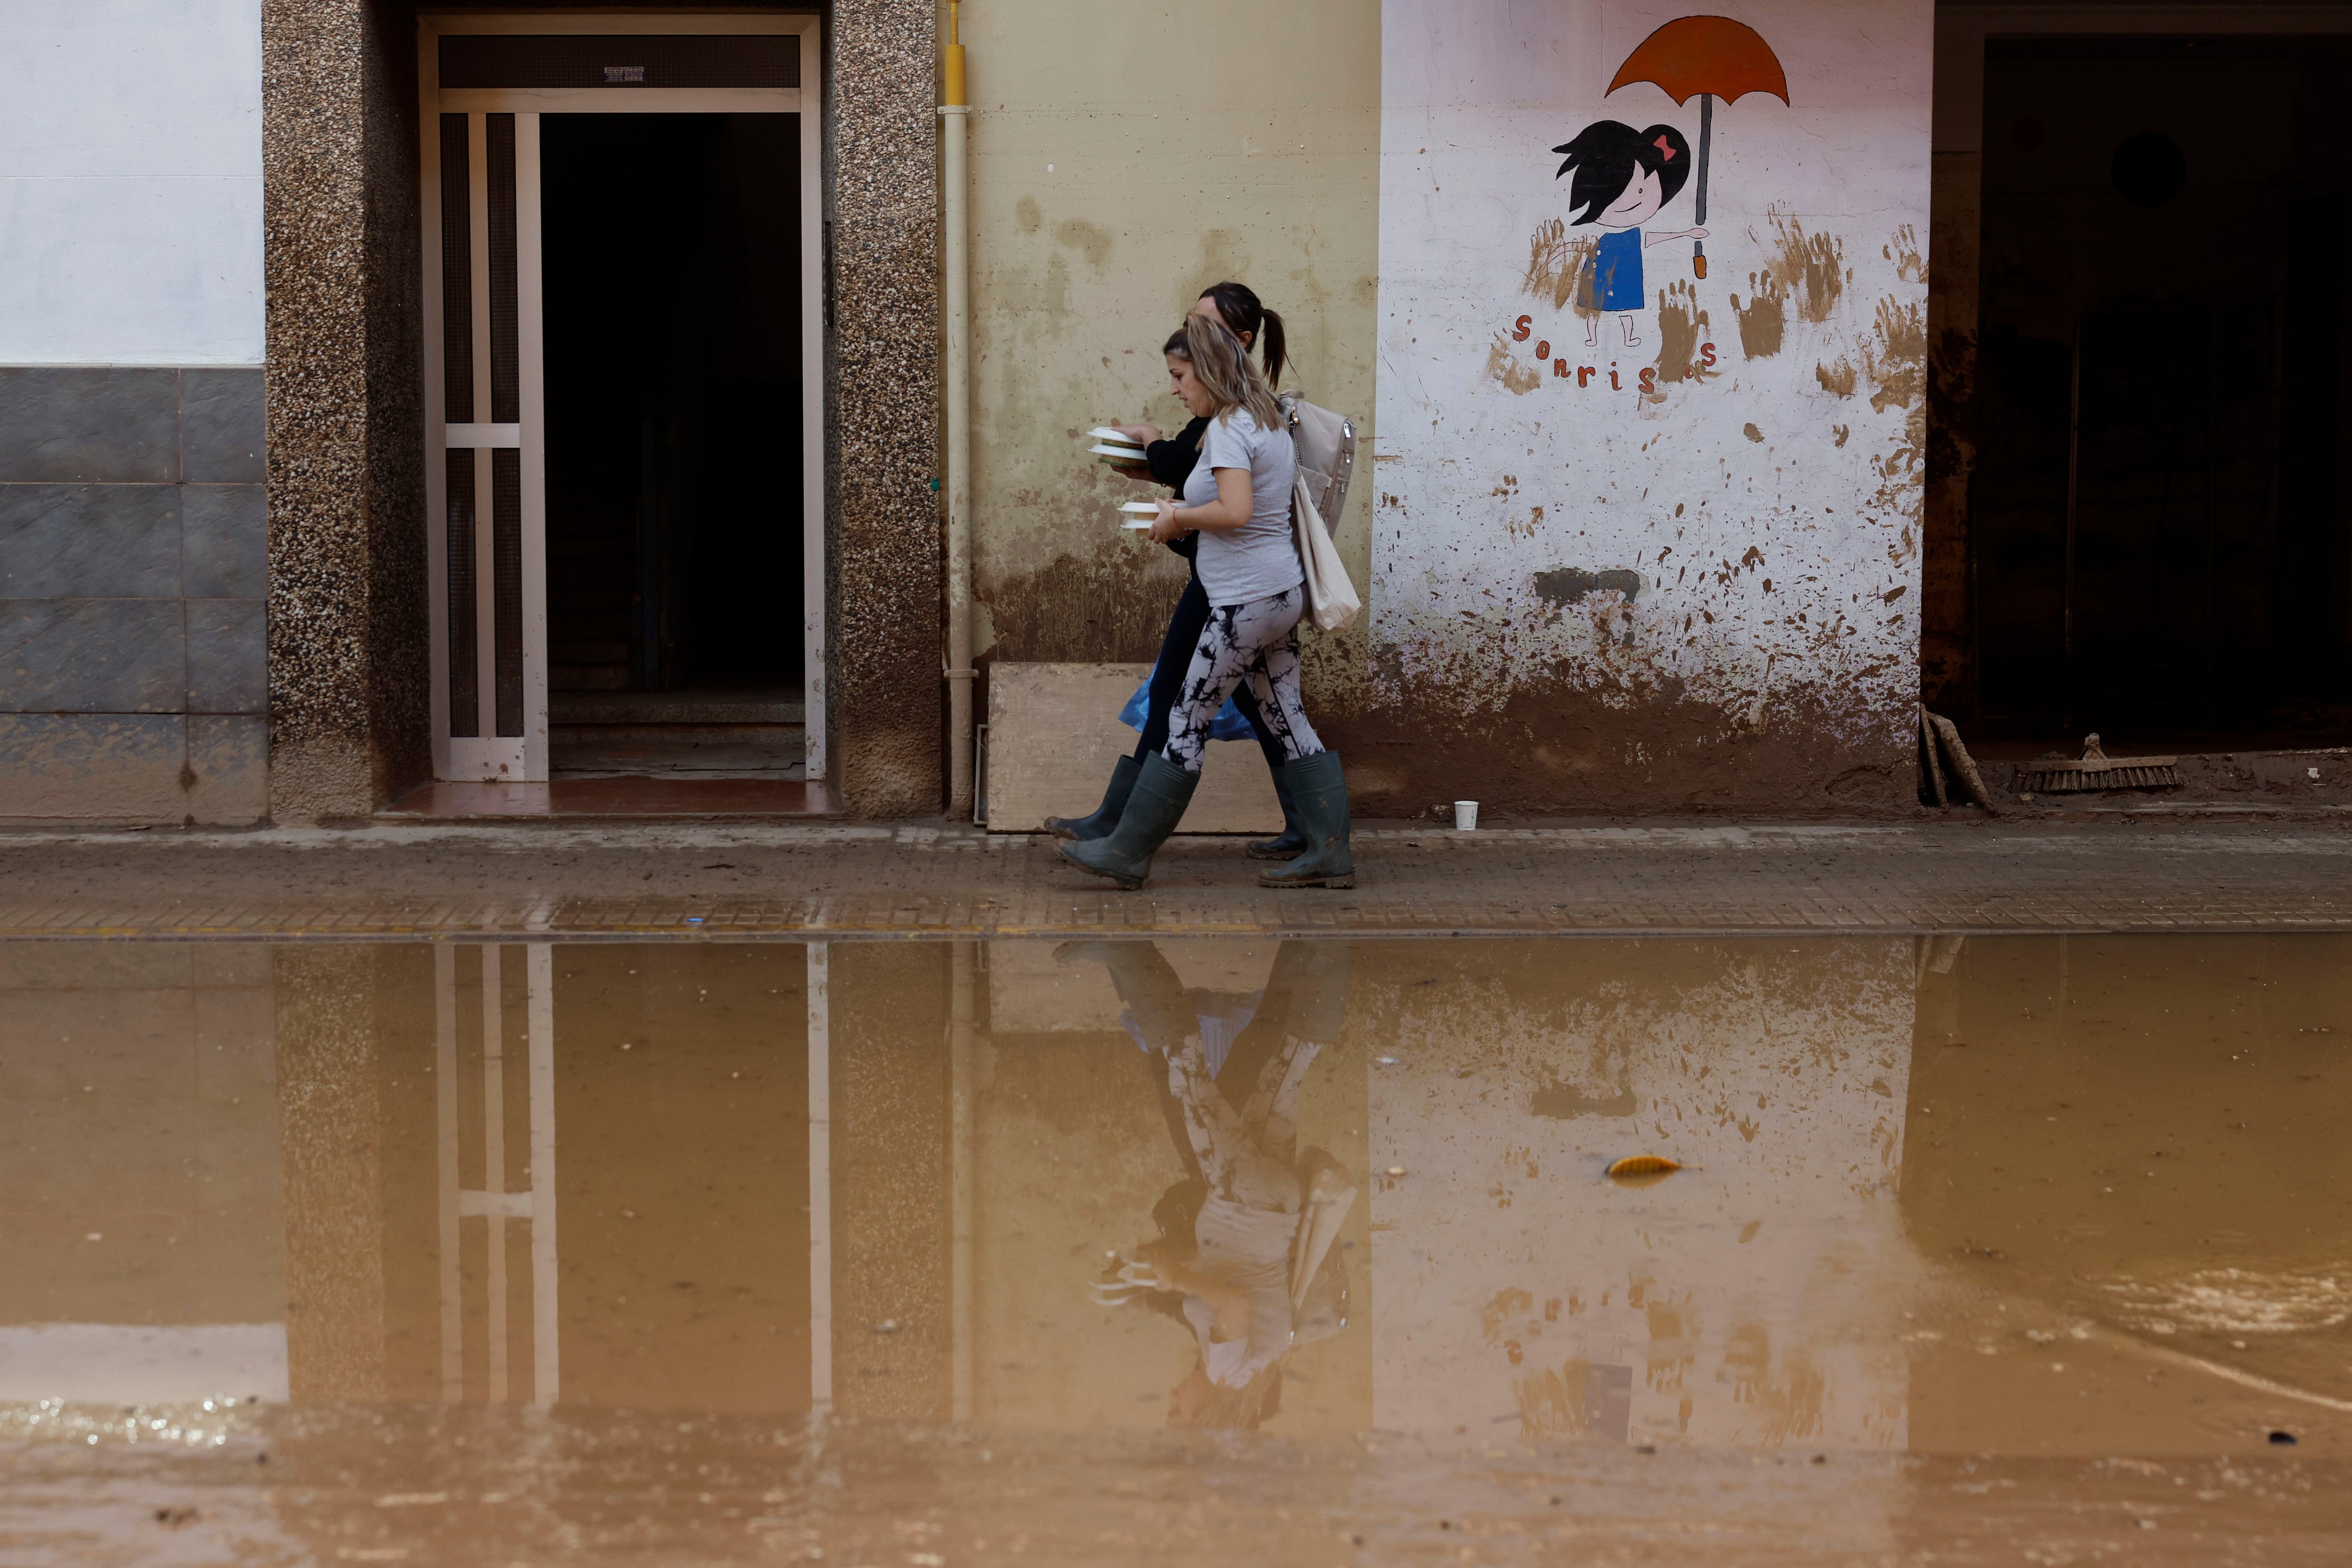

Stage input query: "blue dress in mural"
[{"left": 1592, "top": 228, "right": 1644, "bottom": 312}]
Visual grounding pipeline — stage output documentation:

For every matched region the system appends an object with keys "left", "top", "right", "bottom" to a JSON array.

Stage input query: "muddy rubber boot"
[
  {"left": 1058, "top": 753, "right": 1199, "bottom": 890},
  {"left": 1044, "top": 754, "right": 1142, "bottom": 841},
  {"left": 1258, "top": 751, "right": 1354, "bottom": 889},
  {"left": 1245, "top": 765, "right": 1310, "bottom": 860}
]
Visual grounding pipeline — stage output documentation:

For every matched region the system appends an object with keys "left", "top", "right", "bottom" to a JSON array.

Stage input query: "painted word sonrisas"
[{"left": 1510, "top": 314, "right": 1716, "bottom": 393}]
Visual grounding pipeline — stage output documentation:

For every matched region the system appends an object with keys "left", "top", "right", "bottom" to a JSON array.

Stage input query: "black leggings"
[{"left": 1133, "top": 568, "right": 1290, "bottom": 782}]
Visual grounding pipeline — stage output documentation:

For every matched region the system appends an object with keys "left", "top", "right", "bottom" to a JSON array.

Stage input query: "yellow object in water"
[{"left": 1605, "top": 1155, "right": 1682, "bottom": 1178}]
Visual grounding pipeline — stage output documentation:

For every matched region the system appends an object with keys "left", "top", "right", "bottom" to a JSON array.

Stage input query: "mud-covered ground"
[
  {"left": 4, "top": 1418, "right": 2345, "bottom": 1566},
  {"left": 0, "top": 816, "right": 2349, "bottom": 937}
]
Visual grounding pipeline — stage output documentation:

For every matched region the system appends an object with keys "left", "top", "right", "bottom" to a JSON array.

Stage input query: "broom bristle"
[{"left": 2013, "top": 763, "right": 2182, "bottom": 793}]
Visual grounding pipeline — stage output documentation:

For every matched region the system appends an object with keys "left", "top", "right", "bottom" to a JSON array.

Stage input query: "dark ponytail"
[{"left": 1197, "top": 280, "right": 1287, "bottom": 388}]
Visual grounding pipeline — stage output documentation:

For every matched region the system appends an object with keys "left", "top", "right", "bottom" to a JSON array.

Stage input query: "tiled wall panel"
[{"left": 0, "top": 367, "right": 267, "bottom": 822}]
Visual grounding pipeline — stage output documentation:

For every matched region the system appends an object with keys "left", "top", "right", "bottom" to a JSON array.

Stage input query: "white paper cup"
[{"left": 1453, "top": 800, "right": 1479, "bottom": 831}]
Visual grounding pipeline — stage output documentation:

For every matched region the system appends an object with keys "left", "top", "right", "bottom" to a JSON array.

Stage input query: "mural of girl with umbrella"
[
  {"left": 1551, "top": 15, "right": 1791, "bottom": 351},
  {"left": 1554, "top": 120, "right": 1704, "bottom": 350}
]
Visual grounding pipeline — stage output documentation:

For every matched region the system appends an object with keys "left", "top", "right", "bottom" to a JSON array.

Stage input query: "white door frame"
[{"left": 419, "top": 12, "right": 826, "bottom": 783}]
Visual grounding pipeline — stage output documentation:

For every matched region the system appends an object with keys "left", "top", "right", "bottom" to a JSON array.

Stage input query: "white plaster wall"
[
  {"left": 1374, "top": 0, "right": 1931, "bottom": 740},
  {"left": 0, "top": 1, "right": 263, "bottom": 365}
]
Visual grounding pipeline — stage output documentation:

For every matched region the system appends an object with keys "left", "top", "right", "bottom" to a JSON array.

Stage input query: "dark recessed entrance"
[
  {"left": 1954, "top": 37, "right": 2351, "bottom": 749},
  {"left": 540, "top": 113, "right": 804, "bottom": 776}
]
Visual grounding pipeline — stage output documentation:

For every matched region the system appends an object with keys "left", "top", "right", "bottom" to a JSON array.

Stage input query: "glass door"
[
  {"left": 424, "top": 109, "right": 545, "bottom": 781},
  {"left": 419, "top": 17, "right": 820, "bottom": 785}
]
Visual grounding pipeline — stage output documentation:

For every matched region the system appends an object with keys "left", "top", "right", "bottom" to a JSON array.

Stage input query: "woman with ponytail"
[
  {"left": 1058, "top": 312, "right": 1353, "bottom": 891},
  {"left": 1046, "top": 283, "right": 1314, "bottom": 859}
]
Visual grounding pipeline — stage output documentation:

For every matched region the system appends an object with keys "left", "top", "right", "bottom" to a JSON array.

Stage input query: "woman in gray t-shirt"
[
  {"left": 1061, "top": 315, "right": 1355, "bottom": 893},
  {"left": 1182, "top": 398, "right": 1299, "bottom": 605}
]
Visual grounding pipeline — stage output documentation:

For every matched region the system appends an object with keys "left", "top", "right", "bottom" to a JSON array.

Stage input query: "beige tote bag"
[
  {"left": 1291, "top": 475, "right": 1359, "bottom": 634},
  {"left": 1279, "top": 395, "right": 1360, "bottom": 634}
]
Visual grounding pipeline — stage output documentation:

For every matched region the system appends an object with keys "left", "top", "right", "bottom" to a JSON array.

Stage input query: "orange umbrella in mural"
[{"left": 1606, "top": 15, "right": 1789, "bottom": 279}]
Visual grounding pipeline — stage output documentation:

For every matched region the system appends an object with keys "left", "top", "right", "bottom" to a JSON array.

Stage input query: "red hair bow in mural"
[{"left": 1606, "top": 15, "right": 1790, "bottom": 279}]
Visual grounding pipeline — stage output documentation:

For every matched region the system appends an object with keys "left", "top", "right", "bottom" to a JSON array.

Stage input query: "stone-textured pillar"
[
  {"left": 828, "top": 0, "right": 946, "bottom": 816},
  {"left": 262, "top": 0, "right": 429, "bottom": 822}
]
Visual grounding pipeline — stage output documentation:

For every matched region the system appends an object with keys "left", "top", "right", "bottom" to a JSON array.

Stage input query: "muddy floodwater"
[{"left": 3, "top": 934, "right": 2349, "bottom": 1563}]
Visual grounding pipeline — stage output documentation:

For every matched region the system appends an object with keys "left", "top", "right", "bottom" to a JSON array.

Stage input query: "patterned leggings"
[{"left": 1164, "top": 589, "right": 1324, "bottom": 775}]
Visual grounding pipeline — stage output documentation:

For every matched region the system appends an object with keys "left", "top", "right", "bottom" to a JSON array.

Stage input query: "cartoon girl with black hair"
[{"left": 1553, "top": 120, "right": 1706, "bottom": 349}]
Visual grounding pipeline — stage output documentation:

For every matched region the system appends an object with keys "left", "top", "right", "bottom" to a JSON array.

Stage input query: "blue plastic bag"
[{"left": 1118, "top": 679, "right": 1255, "bottom": 743}]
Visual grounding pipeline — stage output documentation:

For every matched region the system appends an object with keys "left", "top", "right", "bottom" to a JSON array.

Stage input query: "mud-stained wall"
[
  {"left": 957, "top": 2, "right": 1383, "bottom": 687},
  {"left": 1364, "top": 0, "right": 1932, "bottom": 815}
]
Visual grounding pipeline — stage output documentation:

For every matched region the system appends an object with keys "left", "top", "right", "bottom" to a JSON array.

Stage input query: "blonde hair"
[{"left": 1167, "top": 315, "right": 1283, "bottom": 434}]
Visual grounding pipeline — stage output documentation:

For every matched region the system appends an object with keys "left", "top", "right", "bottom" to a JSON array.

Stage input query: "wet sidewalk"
[{"left": 1, "top": 818, "right": 2350, "bottom": 939}]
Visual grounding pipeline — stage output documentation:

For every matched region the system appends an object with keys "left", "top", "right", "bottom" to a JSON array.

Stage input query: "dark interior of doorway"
[
  {"left": 1952, "top": 37, "right": 2351, "bottom": 754},
  {"left": 540, "top": 113, "right": 804, "bottom": 777}
]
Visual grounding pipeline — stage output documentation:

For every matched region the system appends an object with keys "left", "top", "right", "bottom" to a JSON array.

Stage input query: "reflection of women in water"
[
  {"left": 1552, "top": 120, "right": 1705, "bottom": 350},
  {"left": 1066, "top": 940, "right": 1355, "bottom": 1430}
]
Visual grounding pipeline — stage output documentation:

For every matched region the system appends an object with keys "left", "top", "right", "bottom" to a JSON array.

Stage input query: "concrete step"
[
  {"left": 551, "top": 690, "right": 806, "bottom": 725},
  {"left": 550, "top": 722, "right": 804, "bottom": 748},
  {"left": 549, "top": 734, "right": 807, "bottom": 779}
]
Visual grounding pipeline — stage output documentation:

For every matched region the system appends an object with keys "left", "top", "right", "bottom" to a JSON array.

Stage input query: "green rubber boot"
[
  {"left": 1058, "top": 753, "right": 1198, "bottom": 890},
  {"left": 1258, "top": 751, "right": 1354, "bottom": 889},
  {"left": 1044, "top": 754, "right": 1142, "bottom": 841},
  {"left": 1245, "top": 764, "right": 1310, "bottom": 860}
]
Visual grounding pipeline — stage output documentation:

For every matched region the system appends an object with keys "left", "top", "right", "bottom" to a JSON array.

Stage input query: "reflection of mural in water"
[
  {"left": 1068, "top": 941, "right": 1358, "bottom": 1431},
  {"left": 1365, "top": 939, "right": 1916, "bottom": 1449}
]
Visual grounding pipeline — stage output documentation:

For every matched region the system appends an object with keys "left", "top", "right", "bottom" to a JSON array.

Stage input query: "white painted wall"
[
  {"left": 0, "top": 1, "right": 263, "bottom": 365},
  {"left": 1374, "top": 0, "right": 1931, "bottom": 742}
]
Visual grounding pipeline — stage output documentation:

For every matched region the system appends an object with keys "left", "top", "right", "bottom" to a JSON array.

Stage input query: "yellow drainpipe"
[{"left": 941, "top": 2, "right": 975, "bottom": 817}]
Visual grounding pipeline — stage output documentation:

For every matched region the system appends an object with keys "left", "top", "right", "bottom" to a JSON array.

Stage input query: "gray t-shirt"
[{"left": 1183, "top": 407, "right": 1301, "bottom": 606}]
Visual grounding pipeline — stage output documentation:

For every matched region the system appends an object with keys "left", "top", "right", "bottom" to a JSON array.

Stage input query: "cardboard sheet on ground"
[{"left": 985, "top": 662, "right": 1281, "bottom": 836}]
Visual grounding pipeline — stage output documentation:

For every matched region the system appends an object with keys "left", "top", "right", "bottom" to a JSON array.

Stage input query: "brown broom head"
[{"left": 2011, "top": 733, "right": 2179, "bottom": 793}]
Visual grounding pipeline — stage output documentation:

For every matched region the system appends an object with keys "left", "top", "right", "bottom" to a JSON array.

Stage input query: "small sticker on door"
[{"left": 604, "top": 65, "right": 646, "bottom": 84}]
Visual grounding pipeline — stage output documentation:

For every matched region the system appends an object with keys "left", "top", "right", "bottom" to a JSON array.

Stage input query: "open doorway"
[
  {"left": 539, "top": 113, "right": 805, "bottom": 777},
  {"left": 1958, "top": 36, "right": 2352, "bottom": 752}
]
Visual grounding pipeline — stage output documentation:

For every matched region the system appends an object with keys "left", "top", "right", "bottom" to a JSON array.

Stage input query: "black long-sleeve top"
[{"left": 1144, "top": 416, "right": 1211, "bottom": 560}]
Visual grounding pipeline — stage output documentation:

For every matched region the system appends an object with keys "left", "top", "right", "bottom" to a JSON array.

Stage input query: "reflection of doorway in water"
[{"left": 540, "top": 114, "right": 806, "bottom": 778}]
